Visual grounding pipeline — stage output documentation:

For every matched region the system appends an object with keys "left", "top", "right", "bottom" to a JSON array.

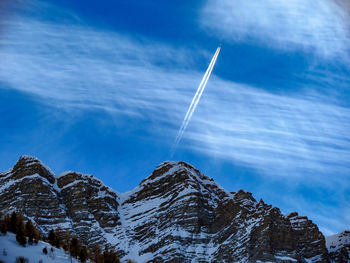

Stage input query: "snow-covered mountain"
[
  {"left": 0, "top": 232, "right": 81, "bottom": 263},
  {"left": 0, "top": 155, "right": 345, "bottom": 262},
  {"left": 326, "top": 231, "right": 350, "bottom": 263}
]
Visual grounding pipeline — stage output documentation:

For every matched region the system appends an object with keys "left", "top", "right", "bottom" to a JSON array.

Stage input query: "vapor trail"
[{"left": 170, "top": 46, "right": 221, "bottom": 157}]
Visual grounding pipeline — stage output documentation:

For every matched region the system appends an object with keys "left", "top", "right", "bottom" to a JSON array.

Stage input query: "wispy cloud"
[
  {"left": 183, "top": 79, "right": 350, "bottom": 182},
  {"left": 200, "top": 0, "right": 350, "bottom": 58},
  {"left": 0, "top": 16, "right": 204, "bottom": 123},
  {"left": 1, "top": 9, "right": 350, "bottom": 181}
]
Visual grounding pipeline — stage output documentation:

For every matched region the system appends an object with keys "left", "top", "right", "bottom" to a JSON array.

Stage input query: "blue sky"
[{"left": 1, "top": 0, "right": 350, "bottom": 235}]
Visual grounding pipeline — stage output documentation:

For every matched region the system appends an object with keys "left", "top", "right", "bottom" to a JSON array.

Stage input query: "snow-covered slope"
[
  {"left": 326, "top": 231, "right": 350, "bottom": 263},
  {"left": 0, "top": 233, "right": 81, "bottom": 263},
  {"left": 0, "top": 156, "right": 332, "bottom": 262}
]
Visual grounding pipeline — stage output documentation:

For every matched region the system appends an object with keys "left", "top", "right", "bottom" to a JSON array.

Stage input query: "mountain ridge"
[{"left": 0, "top": 155, "right": 348, "bottom": 262}]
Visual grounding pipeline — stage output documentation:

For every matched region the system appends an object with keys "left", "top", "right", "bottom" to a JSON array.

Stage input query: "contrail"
[{"left": 170, "top": 46, "right": 221, "bottom": 157}]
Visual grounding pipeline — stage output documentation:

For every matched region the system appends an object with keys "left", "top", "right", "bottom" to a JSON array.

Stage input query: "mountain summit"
[{"left": 0, "top": 156, "right": 345, "bottom": 262}]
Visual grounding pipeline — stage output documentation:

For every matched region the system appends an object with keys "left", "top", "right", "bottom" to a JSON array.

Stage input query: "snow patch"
[
  {"left": 0, "top": 233, "right": 83, "bottom": 263},
  {"left": 326, "top": 231, "right": 350, "bottom": 253}
]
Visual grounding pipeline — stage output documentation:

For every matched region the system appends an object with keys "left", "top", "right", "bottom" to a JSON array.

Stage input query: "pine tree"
[
  {"left": 54, "top": 227, "right": 62, "bottom": 248},
  {"left": 4, "top": 214, "right": 11, "bottom": 232},
  {"left": 103, "top": 246, "right": 120, "bottom": 263},
  {"left": 69, "top": 236, "right": 80, "bottom": 258},
  {"left": 42, "top": 247, "right": 48, "bottom": 255},
  {"left": 25, "top": 220, "right": 35, "bottom": 244},
  {"left": 15, "top": 213, "right": 25, "bottom": 231},
  {"left": 33, "top": 225, "right": 41, "bottom": 244},
  {"left": 10, "top": 211, "right": 17, "bottom": 233},
  {"left": 16, "top": 222, "right": 26, "bottom": 246},
  {"left": 0, "top": 218, "right": 7, "bottom": 235},
  {"left": 48, "top": 229, "right": 56, "bottom": 246},
  {"left": 93, "top": 244, "right": 104, "bottom": 263},
  {"left": 61, "top": 229, "right": 71, "bottom": 251},
  {"left": 78, "top": 246, "right": 89, "bottom": 263}
]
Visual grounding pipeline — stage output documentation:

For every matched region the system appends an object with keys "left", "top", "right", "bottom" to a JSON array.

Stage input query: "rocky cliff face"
[
  {"left": 0, "top": 156, "right": 333, "bottom": 262},
  {"left": 326, "top": 231, "right": 350, "bottom": 263}
]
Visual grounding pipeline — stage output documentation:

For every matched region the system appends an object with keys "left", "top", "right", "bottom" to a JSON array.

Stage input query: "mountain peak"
[
  {"left": 141, "top": 160, "right": 214, "bottom": 186},
  {"left": 11, "top": 155, "right": 55, "bottom": 184},
  {"left": 18, "top": 154, "right": 40, "bottom": 161},
  {"left": 155, "top": 160, "right": 198, "bottom": 170},
  {"left": 153, "top": 160, "right": 198, "bottom": 176}
]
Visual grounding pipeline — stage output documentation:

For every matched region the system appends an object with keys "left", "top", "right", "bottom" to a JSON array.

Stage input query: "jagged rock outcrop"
[
  {"left": 326, "top": 231, "right": 350, "bottom": 263},
  {"left": 57, "top": 171, "right": 120, "bottom": 245},
  {"left": 0, "top": 156, "right": 70, "bottom": 231},
  {"left": 0, "top": 156, "right": 332, "bottom": 262}
]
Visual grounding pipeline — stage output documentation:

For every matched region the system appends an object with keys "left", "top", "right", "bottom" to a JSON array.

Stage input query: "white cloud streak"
[
  {"left": 184, "top": 79, "right": 350, "bottom": 181},
  {"left": 0, "top": 17, "right": 203, "bottom": 124},
  {"left": 0, "top": 14, "right": 349, "bottom": 181},
  {"left": 200, "top": 0, "right": 350, "bottom": 58},
  {"left": 170, "top": 46, "right": 220, "bottom": 156}
]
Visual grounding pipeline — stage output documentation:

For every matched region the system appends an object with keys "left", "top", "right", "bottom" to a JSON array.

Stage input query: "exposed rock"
[
  {"left": 326, "top": 230, "right": 350, "bottom": 263},
  {"left": 0, "top": 155, "right": 69, "bottom": 233},
  {"left": 11, "top": 155, "right": 55, "bottom": 183},
  {"left": 288, "top": 212, "right": 329, "bottom": 262},
  {"left": 57, "top": 171, "right": 120, "bottom": 245},
  {"left": 0, "top": 156, "right": 333, "bottom": 262}
]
